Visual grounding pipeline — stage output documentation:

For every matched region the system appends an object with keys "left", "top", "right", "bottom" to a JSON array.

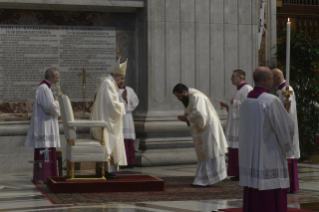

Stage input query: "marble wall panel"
[
  {"left": 210, "top": 23, "right": 224, "bottom": 107},
  {"left": 195, "top": 0, "right": 209, "bottom": 24},
  {"left": 148, "top": 0, "right": 165, "bottom": 22},
  {"left": 135, "top": 20, "right": 148, "bottom": 114},
  {"left": 252, "top": 0, "right": 258, "bottom": 25},
  {"left": 252, "top": 24, "right": 258, "bottom": 74},
  {"left": 210, "top": 0, "right": 224, "bottom": 24},
  {"left": 181, "top": 23, "right": 195, "bottom": 89},
  {"left": 150, "top": 22, "right": 166, "bottom": 105},
  {"left": 239, "top": 25, "right": 253, "bottom": 85},
  {"left": 195, "top": 23, "right": 210, "bottom": 95},
  {"left": 180, "top": 0, "right": 194, "bottom": 23},
  {"left": 165, "top": 0, "right": 180, "bottom": 23},
  {"left": 224, "top": 0, "right": 238, "bottom": 25},
  {"left": 238, "top": 0, "right": 252, "bottom": 25},
  {"left": 224, "top": 24, "right": 238, "bottom": 99},
  {"left": 0, "top": 9, "right": 136, "bottom": 121},
  {"left": 166, "top": 22, "right": 181, "bottom": 105}
]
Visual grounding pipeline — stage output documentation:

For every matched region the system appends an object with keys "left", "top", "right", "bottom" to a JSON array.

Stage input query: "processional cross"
[{"left": 78, "top": 67, "right": 90, "bottom": 137}]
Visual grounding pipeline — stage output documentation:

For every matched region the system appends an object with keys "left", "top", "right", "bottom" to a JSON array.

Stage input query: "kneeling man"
[{"left": 173, "top": 84, "right": 228, "bottom": 187}]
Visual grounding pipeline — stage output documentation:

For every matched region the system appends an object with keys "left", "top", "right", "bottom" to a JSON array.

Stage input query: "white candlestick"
[{"left": 286, "top": 18, "right": 291, "bottom": 87}]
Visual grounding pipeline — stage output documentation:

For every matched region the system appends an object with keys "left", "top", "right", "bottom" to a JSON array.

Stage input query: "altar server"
[
  {"left": 273, "top": 68, "right": 300, "bottom": 193},
  {"left": 220, "top": 69, "right": 253, "bottom": 181},
  {"left": 239, "top": 67, "right": 295, "bottom": 212},
  {"left": 91, "top": 58, "right": 128, "bottom": 179},
  {"left": 173, "top": 83, "right": 228, "bottom": 187},
  {"left": 25, "top": 67, "right": 61, "bottom": 183},
  {"left": 118, "top": 81, "right": 139, "bottom": 168}
]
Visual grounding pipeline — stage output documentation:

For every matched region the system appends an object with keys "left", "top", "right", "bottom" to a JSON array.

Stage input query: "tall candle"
[{"left": 286, "top": 18, "right": 291, "bottom": 87}]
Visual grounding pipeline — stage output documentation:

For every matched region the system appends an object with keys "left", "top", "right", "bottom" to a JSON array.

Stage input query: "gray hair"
[{"left": 44, "top": 67, "right": 59, "bottom": 80}]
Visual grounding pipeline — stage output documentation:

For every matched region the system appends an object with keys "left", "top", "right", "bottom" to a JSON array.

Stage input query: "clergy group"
[
  {"left": 173, "top": 66, "right": 299, "bottom": 212},
  {"left": 26, "top": 62, "right": 299, "bottom": 212}
]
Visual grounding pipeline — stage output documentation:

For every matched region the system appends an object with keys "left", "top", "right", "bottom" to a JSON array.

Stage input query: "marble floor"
[{"left": 1, "top": 163, "right": 319, "bottom": 212}]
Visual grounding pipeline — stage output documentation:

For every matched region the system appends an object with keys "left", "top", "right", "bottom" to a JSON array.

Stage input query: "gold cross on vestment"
[
  {"left": 78, "top": 67, "right": 90, "bottom": 90},
  {"left": 282, "top": 86, "right": 293, "bottom": 112}
]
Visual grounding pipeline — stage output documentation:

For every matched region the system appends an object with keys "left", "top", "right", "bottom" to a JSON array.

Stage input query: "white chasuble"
[
  {"left": 91, "top": 75, "right": 127, "bottom": 166},
  {"left": 225, "top": 84, "right": 253, "bottom": 148},
  {"left": 185, "top": 88, "right": 228, "bottom": 185},
  {"left": 239, "top": 93, "right": 295, "bottom": 190},
  {"left": 25, "top": 83, "right": 61, "bottom": 148},
  {"left": 185, "top": 89, "right": 228, "bottom": 162},
  {"left": 118, "top": 86, "right": 139, "bottom": 139},
  {"left": 277, "top": 82, "right": 300, "bottom": 159}
]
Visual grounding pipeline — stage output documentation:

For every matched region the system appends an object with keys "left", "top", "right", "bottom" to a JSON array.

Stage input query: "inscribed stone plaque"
[{"left": 0, "top": 25, "right": 115, "bottom": 102}]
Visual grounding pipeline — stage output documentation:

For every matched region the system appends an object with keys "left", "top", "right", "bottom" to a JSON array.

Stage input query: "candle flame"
[{"left": 288, "top": 18, "right": 290, "bottom": 22}]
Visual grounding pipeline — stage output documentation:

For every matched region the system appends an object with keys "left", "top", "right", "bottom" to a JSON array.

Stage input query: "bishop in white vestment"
[
  {"left": 118, "top": 85, "right": 139, "bottom": 166},
  {"left": 173, "top": 84, "right": 228, "bottom": 187},
  {"left": 91, "top": 58, "right": 128, "bottom": 178},
  {"left": 25, "top": 68, "right": 61, "bottom": 183},
  {"left": 273, "top": 68, "right": 300, "bottom": 193},
  {"left": 220, "top": 69, "right": 253, "bottom": 180},
  {"left": 239, "top": 67, "right": 295, "bottom": 212}
]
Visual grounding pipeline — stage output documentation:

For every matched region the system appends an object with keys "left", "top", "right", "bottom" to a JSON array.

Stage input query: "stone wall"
[{"left": 134, "top": 0, "right": 259, "bottom": 166}]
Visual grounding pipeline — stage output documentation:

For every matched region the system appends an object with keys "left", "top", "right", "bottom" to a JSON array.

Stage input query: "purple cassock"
[
  {"left": 124, "top": 139, "right": 135, "bottom": 165},
  {"left": 33, "top": 148, "right": 58, "bottom": 183},
  {"left": 277, "top": 82, "right": 299, "bottom": 193},
  {"left": 32, "top": 80, "right": 58, "bottom": 183},
  {"left": 242, "top": 86, "right": 287, "bottom": 212}
]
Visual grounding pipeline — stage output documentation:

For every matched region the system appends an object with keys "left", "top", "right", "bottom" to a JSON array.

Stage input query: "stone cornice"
[{"left": 0, "top": 0, "right": 144, "bottom": 12}]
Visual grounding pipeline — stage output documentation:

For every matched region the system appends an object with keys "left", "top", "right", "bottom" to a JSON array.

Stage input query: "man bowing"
[
  {"left": 91, "top": 58, "right": 128, "bottom": 179},
  {"left": 173, "top": 83, "right": 228, "bottom": 187},
  {"left": 273, "top": 68, "right": 300, "bottom": 193},
  {"left": 239, "top": 67, "right": 294, "bottom": 212},
  {"left": 25, "top": 67, "right": 61, "bottom": 183}
]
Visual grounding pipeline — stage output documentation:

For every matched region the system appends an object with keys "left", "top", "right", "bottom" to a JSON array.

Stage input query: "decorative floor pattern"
[{"left": 1, "top": 163, "right": 319, "bottom": 211}]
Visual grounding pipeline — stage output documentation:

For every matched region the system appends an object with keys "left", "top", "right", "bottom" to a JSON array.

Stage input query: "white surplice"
[
  {"left": 185, "top": 88, "right": 228, "bottom": 185},
  {"left": 225, "top": 84, "right": 253, "bottom": 148},
  {"left": 25, "top": 82, "right": 61, "bottom": 148},
  {"left": 239, "top": 92, "right": 295, "bottom": 190},
  {"left": 277, "top": 81, "right": 300, "bottom": 159},
  {"left": 118, "top": 86, "right": 139, "bottom": 139},
  {"left": 91, "top": 75, "right": 127, "bottom": 167}
]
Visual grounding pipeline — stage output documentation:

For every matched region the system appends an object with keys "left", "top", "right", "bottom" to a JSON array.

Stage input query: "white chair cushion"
[{"left": 66, "top": 139, "right": 107, "bottom": 162}]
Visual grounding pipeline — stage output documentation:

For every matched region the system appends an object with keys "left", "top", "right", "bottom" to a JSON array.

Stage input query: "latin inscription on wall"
[{"left": 0, "top": 25, "right": 115, "bottom": 102}]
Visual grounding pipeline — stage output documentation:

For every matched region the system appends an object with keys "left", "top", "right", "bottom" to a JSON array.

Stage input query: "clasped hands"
[{"left": 177, "top": 115, "right": 188, "bottom": 122}]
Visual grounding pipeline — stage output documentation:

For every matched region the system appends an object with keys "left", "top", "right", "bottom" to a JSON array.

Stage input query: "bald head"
[
  {"left": 272, "top": 68, "right": 285, "bottom": 87},
  {"left": 253, "top": 66, "right": 273, "bottom": 90}
]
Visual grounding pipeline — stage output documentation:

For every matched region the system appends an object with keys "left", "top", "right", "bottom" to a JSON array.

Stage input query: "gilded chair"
[{"left": 59, "top": 94, "right": 108, "bottom": 181}]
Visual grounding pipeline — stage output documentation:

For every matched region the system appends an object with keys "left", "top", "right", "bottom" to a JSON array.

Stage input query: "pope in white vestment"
[
  {"left": 220, "top": 70, "right": 253, "bottom": 180},
  {"left": 173, "top": 83, "right": 228, "bottom": 187},
  {"left": 273, "top": 68, "right": 300, "bottom": 193},
  {"left": 91, "top": 58, "right": 128, "bottom": 175},
  {"left": 25, "top": 68, "right": 61, "bottom": 183},
  {"left": 239, "top": 67, "right": 295, "bottom": 212},
  {"left": 118, "top": 85, "right": 139, "bottom": 166}
]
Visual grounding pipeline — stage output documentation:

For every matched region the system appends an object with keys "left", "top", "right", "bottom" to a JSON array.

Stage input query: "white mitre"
[{"left": 112, "top": 57, "right": 128, "bottom": 76}]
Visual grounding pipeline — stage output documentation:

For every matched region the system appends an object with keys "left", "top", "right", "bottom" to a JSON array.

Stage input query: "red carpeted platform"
[
  {"left": 47, "top": 175, "right": 164, "bottom": 193},
  {"left": 219, "top": 208, "right": 316, "bottom": 212}
]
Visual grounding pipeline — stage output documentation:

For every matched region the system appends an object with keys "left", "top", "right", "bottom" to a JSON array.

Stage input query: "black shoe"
[
  {"left": 190, "top": 184, "right": 211, "bottom": 188},
  {"left": 105, "top": 171, "right": 118, "bottom": 179},
  {"left": 230, "top": 176, "right": 240, "bottom": 181}
]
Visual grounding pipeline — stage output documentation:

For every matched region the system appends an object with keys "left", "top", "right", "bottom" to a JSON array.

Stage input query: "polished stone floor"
[{"left": 1, "top": 163, "right": 319, "bottom": 212}]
